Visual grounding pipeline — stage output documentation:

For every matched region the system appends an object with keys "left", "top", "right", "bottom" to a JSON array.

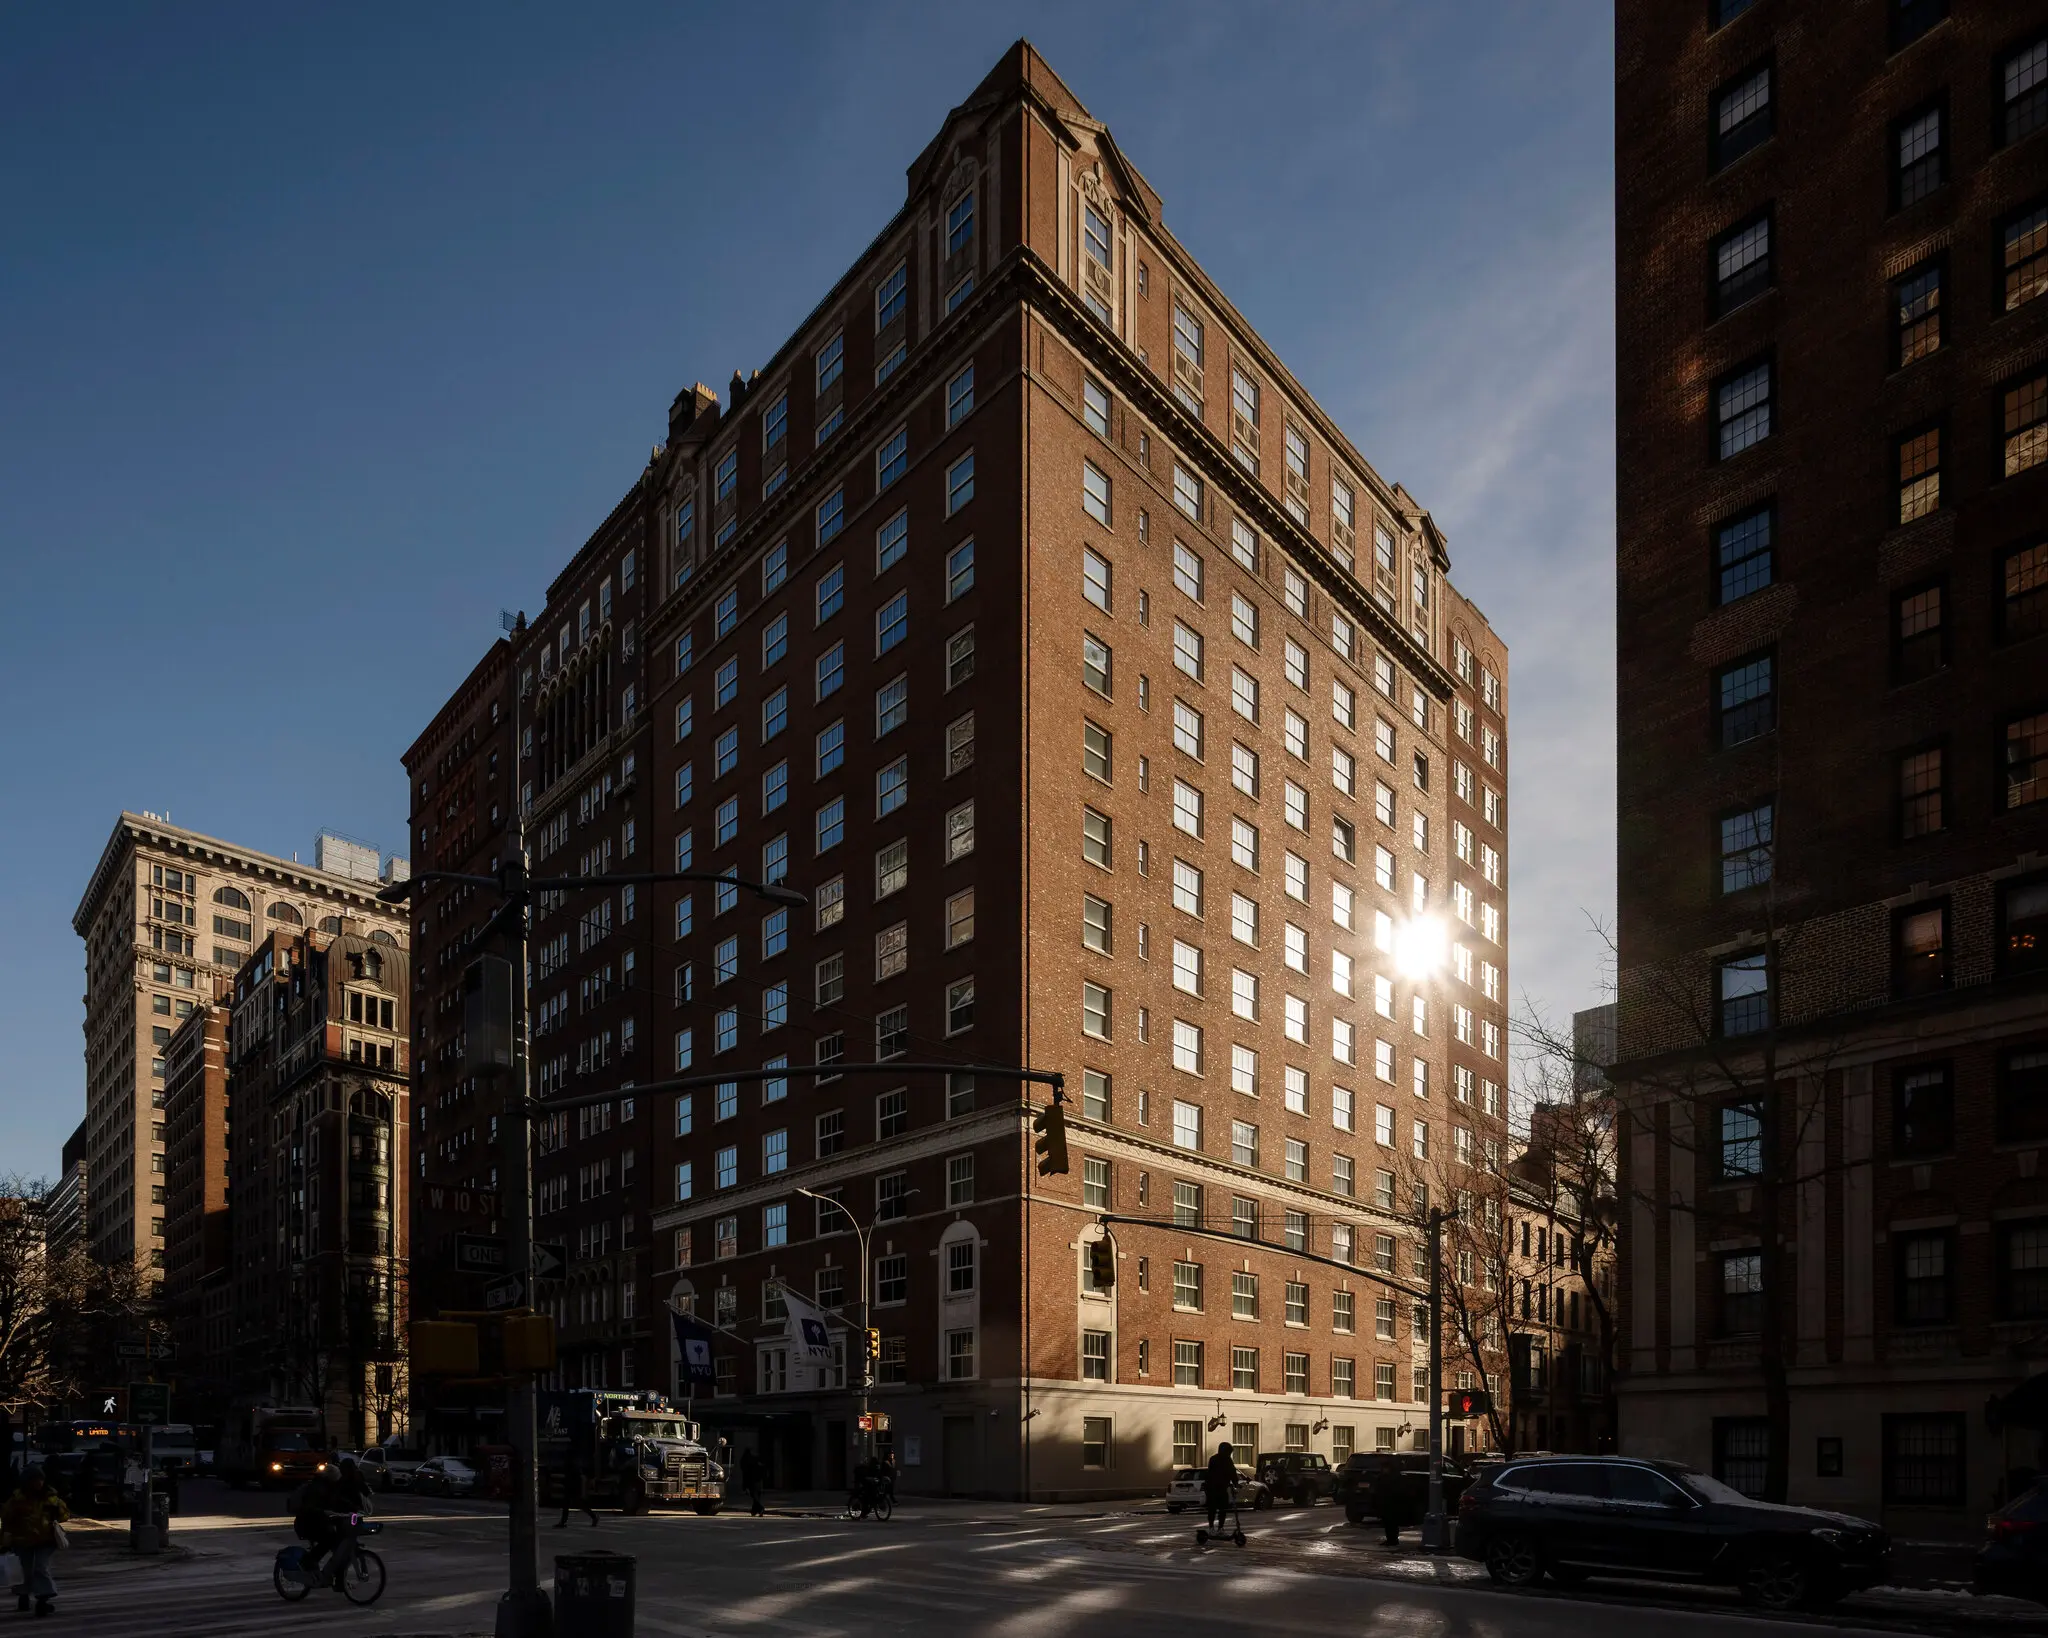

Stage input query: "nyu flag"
[{"left": 669, "top": 1306, "right": 720, "bottom": 1387}]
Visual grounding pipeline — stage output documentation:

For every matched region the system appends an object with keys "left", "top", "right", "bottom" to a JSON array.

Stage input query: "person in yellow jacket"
[{"left": 2, "top": 1468, "right": 70, "bottom": 1617}]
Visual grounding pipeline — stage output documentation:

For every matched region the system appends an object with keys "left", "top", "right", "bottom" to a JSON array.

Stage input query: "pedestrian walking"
[
  {"left": 1202, "top": 1441, "right": 1237, "bottom": 1533},
  {"left": 553, "top": 1453, "right": 598, "bottom": 1527},
  {"left": 739, "top": 1447, "right": 765, "bottom": 1516},
  {"left": 4, "top": 1469, "right": 72, "bottom": 1618}
]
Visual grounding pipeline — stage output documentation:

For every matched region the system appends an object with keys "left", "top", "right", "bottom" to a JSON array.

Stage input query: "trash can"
[{"left": 554, "top": 1549, "right": 635, "bottom": 1638}]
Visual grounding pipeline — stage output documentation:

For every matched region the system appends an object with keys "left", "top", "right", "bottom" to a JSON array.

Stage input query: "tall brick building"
[
  {"left": 406, "top": 42, "right": 1512, "bottom": 1496},
  {"left": 1615, "top": 0, "right": 2048, "bottom": 1529}
]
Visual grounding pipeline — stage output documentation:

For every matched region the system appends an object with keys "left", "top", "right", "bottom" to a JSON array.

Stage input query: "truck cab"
[{"left": 538, "top": 1391, "right": 725, "bottom": 1514}]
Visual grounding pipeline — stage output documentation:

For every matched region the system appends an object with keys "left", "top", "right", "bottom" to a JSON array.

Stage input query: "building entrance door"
[{"left": 942, "top": 1415, "right": 979, "bottom": 1496}]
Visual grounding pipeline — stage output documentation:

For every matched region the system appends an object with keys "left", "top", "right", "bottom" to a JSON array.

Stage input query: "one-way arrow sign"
[
  {"left": 533, "top": 1242, "right": 567, "bottom": 1281},
  {"left": 483, "top": 1275, "right": 526, "bottom": 1311}
]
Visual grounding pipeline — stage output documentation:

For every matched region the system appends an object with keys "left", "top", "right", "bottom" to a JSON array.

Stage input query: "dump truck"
[{"left": 538, "top": 1390, "right": 724, "bottom": 1514}]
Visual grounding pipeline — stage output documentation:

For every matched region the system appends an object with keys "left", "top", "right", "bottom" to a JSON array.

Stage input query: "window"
[
  {"left": 1172, "top": 779, "right": 1203, "bottom": 837},
  {"left": 1711, "top": 62, "right": 1772, "bottom": 171},
  {"left": 1715, "top": 502, "right": 1774, "bottom": 603},
  {"left": 2003, "top": 878, "right": 2048, "bottom": 975},
  {"left": 2002, "top": 542, "right": 2048, "bottom": 644},
  {"left": 1173, "top": 620, "right": 1203, "bottom": 681},
  {"left": 1710, "top": 800, "right": 1773, "bottom": 895},
  {"left": 876, "top": 427, "right": 909, "bottom": 491},
  {"left": 1895, "top": 1230, "right": 1952, "bottom": 1325},
  {"left": 1172, "top": 1098, "right": 1203, "bottom": 1155},
  {"left": 2001, "top": 1216, "right": 2048, "bottom": 1315},
  {"left": 816, "top": 562, "right": 845, "bottom": 624},
  {"left": 1892, "top": 259, "right": 1942, "bottom": 368},
  {"left": 1171, "top": 544, "right": 1208, "bottom": 609},
  {"left": 1173, "top": 1021, "right": 1203, "bottom": 1078},
  {"left": 2005, "top": 203, "right": 2048, "bottom": 311},
  {"left": 1896, "top": 424, "right": 1942, "bottom": 523},
  {"left": 1171, "top": 302, "right": 1204, "bottom": 411},
  {"left": 1716, "top": 652, "right": 1775, "bottom": 746},
  {"left": 876, "top": 675, "right": 908, "bottom": 737},
  {"left": 1720, "top": 1251, "right": 1763, "bottom": 1335},
  {"left": 1891, "top": 0, "right": 1947, "bottom": 50},
  {"left": 946, "top": 1153, "right": 976, "bottom": 1206},
  {"left": 1083, "top": 720, "right": 1112, "bottom": 782},
  {"left": 1895, "top": 903, "right": 1949, "bottom": 996},
  {"left": 875, "top": 261, "right": 907, "bottom": 328},
  {"left": 1082, "top": 894, "right": 1113, "bottom": 955},
  {"left": 947, "top": 363, "right": 974, "bottom": 428},
  {"left": 1712, "top": 211, "right": 1772, "bottom": 316},
  {"left": 1715, "top": 357, "right": 1772, "bottom": 458},
  {"left": 1083, "top": 981, "right": 1112, "bottom": 1040},
  {"left": 1083, "top": 461, "right": 1111, "bottom": 525},
  {"left": 947, "top": 453, "right": 975, "bottom": 515},
  {"left": 816, "top": 797, "right": 846, "bottom": 853},
  {"left": 1714, "top": 1419, "right": 1770, "bottom": 1498},
  {"left": 1719, "top": 1100, "right": 1764, "bottom": 1180},
  {"left": 2006, "top": 711, "right": 2048, "bottom": 810},
  {"left": 1719, "top": 953, "right": 1770, "bottom": 1036},
  {"left": 1082, "top": 377, "right": 1110, "bottom": 437},
  {"left": 1898, "top": 745, "right": 1944, "bottom": 838},
  {"left": 1082, "top": 546, "right": 1113, "bottom": 612},
  {"left": 1894, "top": 100, "right": 1945, "bottom": 209},
  {"left": 1232, "top": 1270, "right": 1259, "bottom": 1319},
  {"left": 946, "top": 1330, "right": 976, "bottom": 1381},
  {"left": 1172, "top": 463, "right": 1202, "bottom": 521},
  {"left": 1884, "top": 1415, "right": 1965, "bottom": 1507},
  {"left": 1894, "top": 1063, "right": 1954, "bottom": 1156},
  {"left": 2006, "top": 374, "right": 2047, "bottom": 478},
  {"left": 2006, "top": 36, "right": 2048, "bottom": 145},
  {"left": 1174, "top": 1337, "right": 1204, "bottom": 1382},
  {"left": 1894, "top": 582, "right": 1945, "bottom": 683}
]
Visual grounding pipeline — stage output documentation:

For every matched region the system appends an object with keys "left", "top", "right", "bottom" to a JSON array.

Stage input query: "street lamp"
[
  {"left": 793, "top": 1185, "right": 908, "bottom": 1475},
  {"left": 381, "top": 858, "right": 800, "bottom": 1638}
]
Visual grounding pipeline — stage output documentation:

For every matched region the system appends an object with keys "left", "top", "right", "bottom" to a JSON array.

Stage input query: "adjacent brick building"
[
  {"left": 405, "top": 41, "right": 1513, "bottom": 1497},
  {"left": 159, "top": 998, "right": 230, "bottom": 1403},
  {"left": 1614, "top": 0, "right": 2048, "bottom": 1530}
]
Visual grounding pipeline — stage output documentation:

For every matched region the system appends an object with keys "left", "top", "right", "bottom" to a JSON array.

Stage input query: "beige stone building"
[{"left": 71, "top": 814, "right": 407, "bottom": 1281}]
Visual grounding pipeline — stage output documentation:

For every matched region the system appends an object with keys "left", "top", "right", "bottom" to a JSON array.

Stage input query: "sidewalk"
[{"left": 43, "top": 1516, "right": 193, "bottom": 1578}]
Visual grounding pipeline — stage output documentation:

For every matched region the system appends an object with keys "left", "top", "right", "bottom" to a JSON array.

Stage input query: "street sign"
[
  {"left": 533, "top": 1242, "right": 567, "bottom": 1281},
  {"left": 454, "top": 1233, "right": 510, "bottom": 1275},
  {"left": 484, "top": 1275, "right": 527, "bottom": 1311},
  {"left": 130, "top": 1383, "right": 171, "bottom": 1423},
  {"left": 116, "top": 1342, "right": 174, "bottom": 1361}
]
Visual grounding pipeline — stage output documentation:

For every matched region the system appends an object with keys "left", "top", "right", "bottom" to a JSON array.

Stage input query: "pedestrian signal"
[
  {"left": 1032, "top": 1101, "right": 1070, "bottom": 1176},
  {"left": 1447, "top": 1387, "right": 1492, "bottom": 1418}
]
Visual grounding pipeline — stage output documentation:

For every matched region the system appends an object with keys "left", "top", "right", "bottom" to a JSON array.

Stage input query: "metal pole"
[
  {"left": 497, "top": 831, "right": 547, "bottom": 1637},
  {"left": 857, "top": 1220, "right": 872, "bottom": 1470},
  {"left": 1422, "top": 1207, "right": 1447, "bottom": 1552}
]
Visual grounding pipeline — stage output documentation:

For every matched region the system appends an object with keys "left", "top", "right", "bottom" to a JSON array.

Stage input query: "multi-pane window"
[
  {"left": 1711, "top": 62, "right": 1772, "bottom": 171},
  {"left": 2005, "top": 374, "right": 2047, "bottom": 478},
  {"left": 1716, "top": 358, "right": 1772, "bottom": 458},
  {"left": 1895, "top": 902, "right": 1949, "bottom": 996},
  {"left": 1893, "top": 101, "right": 1945, "bottom": 209},
  {"left": 1082, "top": 547, "right": 1112, "bottom": 612},
  {"left": 1083, "top": 720, "right": 1112, "bottom": 782},
  {"left": 1082, "top": 894, "right": 1113, "bottom": 954},
  {"left": 1082, "top": 377, "right": 1110, "bottom": 437},
  {"left": 1172, "top": 463, "right": 1203, "bottom": 521},
  {"left": 1173, "top": 621, "right": 1204, "bottom": 680},
  {"left": 1712, "top": 211, "right": 1771, "bottom": 317},
  {"left": 2003, "top": 543, "right": 2048, "bottom": 643},
  {"left": 1894, "top": 1064, "right": 1954, "bottom": 1156},
  {"left": 1173, "top": 1340, "right": 1203, "bottom": 1385},
  {"left": 1172, "top": 304, "right": 1204, "bottom": 413},
  {"left": 2007, "top": 711, "right": 2048, "bottom": 810},
  {"left": 1083, "top": 807, "right": 1113, "bottom": 868},
  {"left": 1082, "top": 633, "right": 1113, "bottom": 696},
  {"left": 1231, "top": 367, "right": 1260, "bottom": 472},
  {"left": 1721, "top": 1252, "right": 1764, "bottom": 1335},
  {"left": 1892, "top": 261, "right": 1942, "bottom": 367},
  {"left": 1894, "top": 582, "right": 1944, "bottom": 682},
  {"left": 2006, "top": 203, "right": 2048, "bottom": 311},
  {"left": 1173, "top": 541, "right": 1206, "bottom": 603},
  {"left": 1716, "top": 653, "right": 1775, "bottom": 747},
  {"left": 1719, "top": 800, "right": 1774, "bottom": 892},
  {"left": 1232, "top": 1271, "right": 1259, "bottom": 1320},
  {"left": 1718, "top": 954, "right": 1770, "bottom": 1037},
  {"left": 1083, "top": 461, "right": 1112, "bottom": 525},
  {"left": 2005, "top": 36, "right": 2048, "bottom": 146},
  {"left": 1173, "top": 700, "right": 1205, "bottom": 761},
  {"left": 1173, "top": 780, "right": 1204, "bottom": 837},
  {"left": 1083, "top": 981, "right": 1112, "bottom": 1040},
  {"left": 1896, "top": 424, "right": 1942, "bottom": 523}
]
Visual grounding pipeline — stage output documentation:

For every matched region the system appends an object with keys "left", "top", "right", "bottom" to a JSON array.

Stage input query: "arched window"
[
  {"left": 213, "top": 886, "right": 252, "bottom": 912},
  {"left": 364, "top": 950, "right": 383, "bottom": 981},
  {"left": 267, "top": 902, "right": 303, "bottom": 925},
  {"left": 319, "top": 916, "right": 343, "bottom": 934},
  {"left": 369, "top": 928, "right": 398, "bottom": 948}
]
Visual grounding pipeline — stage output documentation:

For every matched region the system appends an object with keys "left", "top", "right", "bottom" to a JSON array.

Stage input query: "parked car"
[
  {"left": 1976, "top": 1481, "right": 2048, "bottom": 1605},
  {"left": 1334, "top": 1452, "right": 1470, "bottom": 1536},
  {"left": 356, "top": 1443, "right": 427, "bottom": 1492},
  {"left": 1256, "top": 1452, "right": 1338, "bottom": 1507},
  {"left": 43, "top": 1450, "right": 135, "bottom": 1517},
  {"left": 1163, "top": 1466, "right": 1271, "bottom": 1513},
  {"left": 1456, "top": 1455, "right": 1889, "bottom": 1611},
  {"left": 409, "top": 1456, "right": 478, "bottom": 1498}
]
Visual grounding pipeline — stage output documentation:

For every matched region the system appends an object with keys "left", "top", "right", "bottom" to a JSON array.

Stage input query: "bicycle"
[
  {"left": 844, "top": 1478, "right": 893, "bottom": 1521},
  {"left": 273, "top": 1512, "right": 387, "bottom": 1605}
]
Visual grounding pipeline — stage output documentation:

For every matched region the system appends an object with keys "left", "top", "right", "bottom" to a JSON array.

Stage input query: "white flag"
[{"left": 777, "top": 1283, "right": 837, "bottom": 1366}]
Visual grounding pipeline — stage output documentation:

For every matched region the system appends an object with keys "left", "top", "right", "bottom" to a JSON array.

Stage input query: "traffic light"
[
  {"left": 1032, "top": 1100, "right": 1070, "bottom": 1176},
  {"left": 865, "top": 1328, "right": 882, "bottom": 1362},
  {"left": 1087, "top": 1237, "right": 1116, "bottom": 1290},
  {"left": 1447, "top": 1387, "right": 1492, "bottom": 1419}
]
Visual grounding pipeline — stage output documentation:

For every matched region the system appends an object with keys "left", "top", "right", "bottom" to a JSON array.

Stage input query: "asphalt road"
[{"left": 43, "top": 1481, "right": 2034, "bottom": 1637}]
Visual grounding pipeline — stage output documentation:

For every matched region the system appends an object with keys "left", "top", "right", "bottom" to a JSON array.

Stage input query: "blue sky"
[{"left": 0, "top": 2, "right": 1615, "bottom": 1177}]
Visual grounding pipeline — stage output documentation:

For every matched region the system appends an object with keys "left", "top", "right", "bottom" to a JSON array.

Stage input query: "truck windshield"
[
  {"left": 271, "top": 1433, "right": 311, "bottom": 1451},
  {"left": 632, "top": 1420, "right": 692, "bottom": 1441}
]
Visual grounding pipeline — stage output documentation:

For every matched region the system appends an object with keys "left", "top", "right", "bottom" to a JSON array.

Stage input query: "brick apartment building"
[
  {"left": 222, "top": 920, "right": 412, "bottom": 1446},
  {"left": 1614, "top": 0, "right": 2048, "bottom": 1530},
  {"left": 160, "top": 997, "right": 230, "bottom": 1400},
  {"left": 404, "top": 42, "right": 1513, "bottom": 1497}
]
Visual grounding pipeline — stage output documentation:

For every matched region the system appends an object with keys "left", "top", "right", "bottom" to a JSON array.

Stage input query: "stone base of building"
[{"left": 1618, "top": 1355, "right": 2048, "bottom": 1539}]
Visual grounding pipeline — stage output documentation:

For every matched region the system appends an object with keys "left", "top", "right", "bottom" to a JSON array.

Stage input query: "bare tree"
[
  {"left": 1429, "top": 1164, "right": 1519, "bottom": 1456},
  {"left": 0, "top": 1176, "right": 147, "bottom": 1420}
]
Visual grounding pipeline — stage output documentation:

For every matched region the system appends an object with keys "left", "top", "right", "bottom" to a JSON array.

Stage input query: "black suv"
[
  {"left": 1456, "top": 1455, "right": 1889, "bottom": 1610},
  {"left": 1333, "top": 1453, "right": 1470, "bottom": 1538},
  {"left": 1255, "top": 1452, "right": 1337, "bottom": 1506}
]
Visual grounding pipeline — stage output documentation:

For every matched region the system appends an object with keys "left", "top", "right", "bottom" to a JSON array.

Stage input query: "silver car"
[
  {"left": 409, "top": 1456, "right": 478, "bottom": 1497},
  {"left": 1164, "top": 1465, "right": 1272, "bottom": 1513}
]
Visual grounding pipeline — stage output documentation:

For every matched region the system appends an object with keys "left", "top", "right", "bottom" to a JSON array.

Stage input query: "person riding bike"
[{"left": 293, "top": 1461, "right": 365, "bottom": 1585}]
